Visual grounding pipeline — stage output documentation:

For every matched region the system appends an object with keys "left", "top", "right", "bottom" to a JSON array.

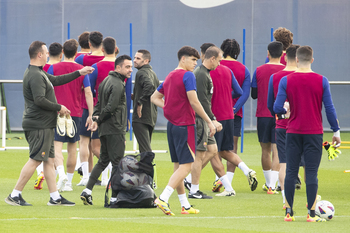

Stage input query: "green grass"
[{"left": 1, "top": 131, "right": 349, "bottom": 232}]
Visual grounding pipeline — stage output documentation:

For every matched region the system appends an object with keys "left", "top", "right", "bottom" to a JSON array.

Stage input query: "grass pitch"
[{"left": 0, "top": 131, "right": 349, "bottom": 232}]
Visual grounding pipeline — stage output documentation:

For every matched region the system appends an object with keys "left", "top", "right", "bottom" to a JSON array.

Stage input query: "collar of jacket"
[
  {"left": 137, "top": 64, "right": 152, "bottom": 70},
  {"left": 108, "top": 70, "right": 127, "bottom": 81}
]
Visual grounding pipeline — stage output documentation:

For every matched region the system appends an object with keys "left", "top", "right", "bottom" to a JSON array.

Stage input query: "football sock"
[
  {"left": 270, "top": 170, "right": 279, "bottom": 189},
  {"left": 263, "top": 170, "right": 271, "bottom": 187},
  {"left": 57, "top": 165, "right": 66, "bottom": 178},
  {"left": 110, "top": 197, "right": 117, "bottom": 202},
  {"left": 108, "top": 163, "right": 112, "bottom": 179},
  {"left": 159, "top": 185, "right": 174, "bottom": 203},
  {"left": 308, "top": 209, "right": 316, "bottom": 217},
  {"left": 11, "top": 189, "right": 21, "bottom": 198},
  {"left": 81, "top": 162, "right": 89, "bottom": 179},
  {"left": 238, "top": 162, "right": 249, "bottom": 176},
  {"left": 83, "top": 188, "right": 92, "bottom": 195},
  {"left": 190, "top": 184, "right": 199, "bottom": 194},
  {"left": 36, "top": 162, "right": 43, "bottom": 176},
  {"left": 66, "top": 173, "right": 74, "bottom": 186},
  {"left": 50, "top": 191, "right": 61, "bottom": 200},
  {"left": 178, "top": 193, "right": 191, "bottom": 209},
  {"left": 215, "top": 175, "right": 219, "bottom": 181},
  {"left": 226, "top": 172, "right": 234, "bottom": 183},
  {"left": 185, "top": 174, "right": 192, "bottom": 183},
  {"left": 101, "top": 166, "right": 109, "bottom": 181},
  {"left": 220, "top": 175, "right": 233, "bottom": 192},
  {"left": 282, "top": 190, "right": 285, "bottom": 204}
]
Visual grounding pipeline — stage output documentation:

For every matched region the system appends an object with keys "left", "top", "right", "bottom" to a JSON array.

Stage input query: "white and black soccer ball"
[
  {"left": 120, "top": 156, "right": 139, "bottom": 172},
  {"left": 315, "top": 200, "right": 335, "bottom": 221},
  {"left": 120, "top": 172, "right": 138, "bottom": 189},
  {"left": 137, "top": 173, "right": 149, "bottom": 186}
]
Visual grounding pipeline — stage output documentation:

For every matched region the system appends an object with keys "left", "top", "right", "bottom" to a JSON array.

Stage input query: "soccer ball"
[
  {"left": 119, "top": 156, "right": 139, "bottom": 172},
  {"left": 120, "top": 172, "right": 138, "bottom": 189},
  {"left": 315, "top": 200, "right": 335, "bottom": 221},
  {"left": 137, "top": 173, "right": 150, "bottom": 186}
]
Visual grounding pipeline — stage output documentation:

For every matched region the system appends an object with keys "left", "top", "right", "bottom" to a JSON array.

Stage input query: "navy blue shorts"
[
  {"left": 79, "top": 108, "right": 99, "bottom": 139},
  {"left": 257, "top": 117, "right": 276, "bottom": 143},
  {"left": 54, "top": 116, "right": 81, "bottom": 143},
  {"left": 214, "top": 119, "right": 234, "bottom": 152},
  {"left": 233, "top": 116, "right": 242, "bottom": 137},
  {"left": 276, "top": 128, "right": 287, "bottom": 163},
  {"left": 167, "top": 122, "right": 196, "bottom": 165}
]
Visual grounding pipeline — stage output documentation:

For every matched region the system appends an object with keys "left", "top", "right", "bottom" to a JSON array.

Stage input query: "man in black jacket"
[
  {"left": 80, "top": 55, "right": 133, "bottom": 205},
  {"left": 132, "top": 50, "right": 160, "bottom": 153}
]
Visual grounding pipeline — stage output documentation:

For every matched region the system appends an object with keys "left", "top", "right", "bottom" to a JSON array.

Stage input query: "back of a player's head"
[
  {"left": 89, "top": 31, "right": 103, "bottom": 48},
  {"left": 29, "top": 41, "right": 46, "bottom": 59},
  {"left": 286, "top": 44, "right": 300, "bottom": 60},
  {"left": 115, "top": 55, "right": 132, "bottom": 69},
  {"left": 296, "top": 46, "right": 313, "bottom": 63},
  {"left": 268, "top": 41, "right": 283, "bottom": 58},
  {"left": 137, "top": 49, "right": 151, "bottom": 62},
  {"left": 63, "top": 39, "right": 78, "bottom": 59},
  {"left": 103, "top": 37, "right": 116, "bottom": 55},
  {"left": 204, "top": 46, "right": 222, "bottom": 60},
  {"left": 220, "top": 39, "right": 240, "bottom": 59},
  {"left": 273, "top": 27, "right": 293, "bottom": 50},
  {"left": 177, "top": 46, "right": 200, "bottom": 61},
  {"left": 78, "top": 31, "right": 90, "bottom": 49},
  {"left": 200, "top": 43, "right": 215, "bottom": 55},
  {"left": 49, "top": 42, "right": 62, "bottom": 57}
]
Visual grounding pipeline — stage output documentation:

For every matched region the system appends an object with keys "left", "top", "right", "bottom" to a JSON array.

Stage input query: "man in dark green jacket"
[
  {"left": 132, "top": 50, "right": 160, "bottom": 152},
  {"left": 5, "top": 41, "right": 94, "bottom": 207},
  {"left": 80, "top": 55, "right": 133, "bottom": 206}
]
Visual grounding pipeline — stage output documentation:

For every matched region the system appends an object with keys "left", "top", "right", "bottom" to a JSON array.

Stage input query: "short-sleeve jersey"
[
  {"left": 157, "top": 69, "right": 196, "bottom": 126},
  {"left": 220, "top": 60, "right": 251, "bottom": 118},
  {"left": 270, "top": 70, "right": 294, "bottom": 129},
  {"left": 48, "top": 62, "right": 90, "bottom": 117},
  {"left": 252, "top": 63, "right": 285, "bottom": 117},
  {"left": 75, "top": 54, "right": 104, "bottom": 66},
  {"left": 89, "top": 60, "right": 115, "bottom": 107}
]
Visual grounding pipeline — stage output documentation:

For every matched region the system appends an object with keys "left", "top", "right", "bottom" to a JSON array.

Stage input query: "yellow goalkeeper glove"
[{"left": 323, "top": 141, "right": 341, "bottom": 161}]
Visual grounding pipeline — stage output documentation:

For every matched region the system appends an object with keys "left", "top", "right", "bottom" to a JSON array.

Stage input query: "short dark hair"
[
  {"left": 296, "top": 46, "right": 313, "bottom": 63},
  {"left": 137, "top": 49, "right": 151, "bottom": 62},
  {"left": 177, "top": 46, "right": 200, "bottom": 61},
  {"left": 286, "top": 44, "right": 300, "bottom": 60},
  {"left": 103, "top": 37, "right": 116, "bottom": 55},
  {"left": 200, "top": 43, "right": 215, "bottom": 55},
  {"left": 268, "top": 41, "right": 283, "bottom": 58},
  {"left": 273, "top": 27, "right": 293, "bottom": 50},
  {"left": 115, "top": 55, "right": 132, "bottom": 69},
  {"left": 204, "top": 46, "right": 221, "bottom": 60},
  {"left": 89, "top": 31, "right": 103, "bottom": 48},
  {"left": 78, "top": 31, "right": 90, "bottom": 49},
  {"left": 220, "top": 39, "right": 240, "bottom": 59},
  {"left": 29, "top": 41, "right": 46, "bottom": 59},
  {"left": 63, "top": 39, "right": 78, "bottom": 59},
  {"left": 49, "top": 42, "right": 62, "bottom": 57}
]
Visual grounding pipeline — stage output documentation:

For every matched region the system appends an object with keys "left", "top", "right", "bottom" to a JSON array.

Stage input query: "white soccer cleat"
[
  {"left": 66, "top": 115, "right": 76, "bottom": 138},
  {"left": 215, "top": 189, "right": 236, "bottom": 197},
  {"left": 62, "top": 184, "right": 73, "bottom": 192},
  {"left": 57, "top": 175, "right": 68, "bottom": 192},
  {"left": 56, "top": 114, "right": 66, "bottom": 136},
  {"left": 247, "top": 169, "right": 258, "bottom": 191},
  {"left": 77, "top": 178, "right": 89, "bottom": 186}
]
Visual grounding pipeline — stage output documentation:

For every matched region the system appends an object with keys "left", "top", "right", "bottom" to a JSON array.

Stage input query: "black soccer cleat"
[
  {"left": 80, "top": 191, "right": 93, "bottom": 205},
  {"left": 5, "top": 194, "right": 32, "bottom": 206},
  {"left": 47, "top": 195, "right": 75, "bottom": 206},
  {"left": 188, "top": 190, "right": 213, "bottom": 199}
]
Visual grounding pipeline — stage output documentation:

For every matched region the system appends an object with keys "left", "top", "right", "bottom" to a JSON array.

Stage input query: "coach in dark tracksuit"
[
  {"left": 80, "top": 55, "right": 133, "bottom": 205},
  {"left": 132, "top": 50, "right": 160, "bottom": 153}
]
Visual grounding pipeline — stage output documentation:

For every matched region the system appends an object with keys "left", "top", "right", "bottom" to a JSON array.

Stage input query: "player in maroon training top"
[
  {"left": 252, "top": 41, "right": 285, "bottom": 194},
  {"left": 43, "top": 42, "right": 62, "bottom": 72}
]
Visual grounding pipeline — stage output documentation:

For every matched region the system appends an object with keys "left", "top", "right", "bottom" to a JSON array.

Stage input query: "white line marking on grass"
[{"left": 0, "top": 216, "right": 348, "bottom": 221}]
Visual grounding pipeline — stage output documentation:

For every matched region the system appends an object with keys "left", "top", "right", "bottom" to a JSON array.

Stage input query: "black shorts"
[
  {"left": 54, "top": 116, "right": 81, "bottom": 143},
  {"left": 233, "top": 116, "right": 242, "bottom": 137},
  {"left": 257, "top": 117, "right": 276, "bottom": 143},
  {"left": 276, "top": 128, "right": 287, "bottom": 163},
  {"left": 25, "top": 128, "right": 55, "bottom": 161},
  {"left": 214, "top": 119, "right": 234, "bottom": 152},
  {"left": 79, "top": 108, "right": 99, "bottom": 139},
  {"left": 167, "top": 122, "right": 196, "bottom": 165}
]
